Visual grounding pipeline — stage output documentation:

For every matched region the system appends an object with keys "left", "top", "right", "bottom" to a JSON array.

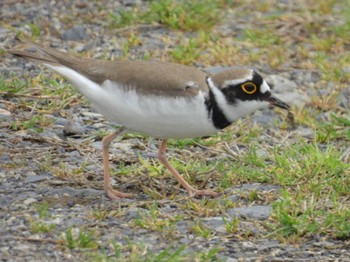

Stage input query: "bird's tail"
[
  {"left": 8, "top": 39, "right": 105, "bottom": 103},
  {"left": 8, "top": 39, "right": 81, "bottom": 68}
]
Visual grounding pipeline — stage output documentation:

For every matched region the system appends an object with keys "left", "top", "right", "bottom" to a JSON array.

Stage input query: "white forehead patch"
[
  {"left": 222, "top": 69, "right": 253, "bottom": 88},
  {"left": 260, "top": 80, "right": 270, "bottom": 94}
]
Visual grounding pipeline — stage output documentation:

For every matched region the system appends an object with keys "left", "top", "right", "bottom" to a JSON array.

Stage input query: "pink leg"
[
  {"left": 157, "top": 139, "right": 218, "bottom": 197},
  {"left": 102, "top": 131, "right": 134, "bottom": 200}
]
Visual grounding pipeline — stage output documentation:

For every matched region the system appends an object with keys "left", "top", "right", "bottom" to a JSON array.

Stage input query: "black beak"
[
  {"left": 266, "top": 94, "right": 295, "bottom": 128},
  {"left": 267, "top": 96, "right": 290, "bottom": 110}
]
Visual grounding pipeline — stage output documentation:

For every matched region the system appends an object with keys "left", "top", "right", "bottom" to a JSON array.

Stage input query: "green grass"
[
  {"left": 222, "top": 216, "right": 239, "bottom": 234},
  {"left": 243, "top": 28, "right": 281, "bottom": 48},
  {"left": 264, "top": 139, "right": 350, "bottom": 241},
  {"left": 109, "top": 0, "right": 226, "bottom": 31},
  {"left": 92, "top": 241, "right": 220, "bottom": 262},
  {"left": 132, "top": 202, "right": 182, "bottom": 232},
  {"left": 34, "top": 202, "right": 49, "bottom": 218},
  {"left": 31, "top": 221, "right": 55, "bottom": 234},
  {"left": 190, "top": 219, "right": 214, "bottom": 239},
  {"left": 63, "top": 227, "right": 98, "bottom": 250},
  {"left": 3, "top": 0, "right": 350, "bottom": 259},
  {"left": 29, "top": 202, "right": 55, "bottom": 234},
  {"left": 170, "top": 38, "right": 202, "bottom": 64},
  {"left": 267, "top": 188, "right": 350, "bottom": 241},
  {"left": 9, "top": 114, "right": 53, "bottom": 133}
]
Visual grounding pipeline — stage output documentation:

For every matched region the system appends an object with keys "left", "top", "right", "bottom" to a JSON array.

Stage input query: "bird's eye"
[{"left": 241, "top": 82, "right": 257, "bottom": 94}]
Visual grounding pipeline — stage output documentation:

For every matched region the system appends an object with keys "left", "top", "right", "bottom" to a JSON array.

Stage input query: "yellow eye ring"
[{"left": 241, "top": 82, "right": 257, "bottom": 94}]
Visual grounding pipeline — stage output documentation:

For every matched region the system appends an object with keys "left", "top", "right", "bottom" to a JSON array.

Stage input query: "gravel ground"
[{"left": 1, "top": 1, "right": 349, "bottom": 261}]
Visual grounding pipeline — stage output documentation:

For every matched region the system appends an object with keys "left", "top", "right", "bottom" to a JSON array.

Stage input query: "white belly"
[
  {"left": 45, "top": 64, "right": 218, "bottom": 139},
  {"left": 96, "top": 81, "right": 217, "bottom": 139}
]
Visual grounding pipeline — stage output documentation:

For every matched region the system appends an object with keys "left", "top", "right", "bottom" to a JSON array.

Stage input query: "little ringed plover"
[{"left": 9, "top": 41, "right": 290, "bottom": 199}]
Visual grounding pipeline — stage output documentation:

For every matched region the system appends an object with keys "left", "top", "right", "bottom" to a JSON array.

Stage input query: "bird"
[{"left": 9, "top": 41, "right": 290, "bottom": 200}]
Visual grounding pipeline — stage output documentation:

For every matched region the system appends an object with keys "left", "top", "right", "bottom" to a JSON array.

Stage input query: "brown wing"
[
  {"left": 9, "top": 42, "right": 209, "bottom": 98},
  {"left": 86, "top": 60, "right": 209, "bottom": 97}
]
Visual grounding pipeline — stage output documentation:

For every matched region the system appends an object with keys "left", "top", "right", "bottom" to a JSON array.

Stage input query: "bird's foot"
[
  {"left": 188, "top": 188, "right": 219, "bottom": 198},
  {"left": 106, "top": 186, "right": 134, "bottom": 200}
]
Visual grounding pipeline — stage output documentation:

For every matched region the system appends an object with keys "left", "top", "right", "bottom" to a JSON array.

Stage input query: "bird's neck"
[{"left": 205, "top": 88, "right": 232, "bottom": 130}]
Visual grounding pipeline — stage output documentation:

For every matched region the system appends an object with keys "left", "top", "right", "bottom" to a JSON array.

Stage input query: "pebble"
[
  {"left": 23, "top": 198, "right": 38, "bottom": 206},
  {"left": 240, "top": 183, "right": 280, "bottom": 192},
  {"left": 0, "top": 153, "right": 11, "bottom": 163},
  {"left": 80, "top": 111, "right": 104, "bottom": 119},
  {"left": 266, "top": 75, "right": 297, "bottom": 92},
  {"left": 39, "top": 130, "right": 62, "bottom": 140},
  {"left": 251, "top": 111, "right": 277, "bottom": 125},
  {"left": 341, "top": 66, "right": 350, "bottom": 74},
  {"left": 290, "top": 70, "right": 320, "bottom": 85},
  {"left": 201, "top": 217, "right": 226, "bottom": 233},
  {"left": 24, "top": 172, "right": 51, "bottom": 183},
  {"left": 226, "top": 194, "right": 240, "bottom": 202},
  {"left": 0, "top": 109, "right": 12, "bottom": 120},
  {"left": 63, "top": 119, "right": 86, "bottom": 136},
  {"left": 175, "top": 220, "right": 189, "bottom": 234},
  {"left": 0, "top": 172, "right": 6, "bottom": 179},
  {"left": 1, "top": 1, "right": 348, "bottom": 261},
  {"left": 337, "top": 87, "right": 350, "bottom": 109},
  {"left": 293, "top": 127, "right": 315, "bottom": 138},
  {"left": 124, "top": 207, "right": 150, "bottom": 220},
  {"left": 226, "top": 205, "right": 272, "bottom": 220},
  {"left": 313, "top": 241, "right": 336, "bottom": 248},
  {"left": 61, "top": 25, "right": 89, "bottom": 41}
]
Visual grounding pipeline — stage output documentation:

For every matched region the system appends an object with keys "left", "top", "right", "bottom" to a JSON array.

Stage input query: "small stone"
[
  {"left": 23, "top": 198, "right": 38, "bottom": 205},
  {"left": 221, "top": 257, "right": 238, "bottom": 262},
  {"left": 67, "top": 201, "right": 75, "bottom": 207},
  {"left": 313, "top": 241, "right": 336, "bottom": 248},
  {"left": 342, "top": 66, "right": 350, "bottom": 74},
  {"left": 240, "top": 183, "right": 280, "bottom": 192},
  {"left": 121, "top": 0, "right": 142, "bottom": 6},
  {"left": 24, "top": 172, "right": 51, "bottom": 183},
  {"left": 75, "top": 188, "right": 103, "bottom": 198},
  {"left": 293, "top": 127, "right": 314, "bottom": 138},
  {"left": 63, "top": 119, "right": 85, "bottom": 136},
  {"left": 337, "top": 87, "right": 350, "bottom": 109},
  {"left": 257, "top": 240, "right": 281, "bottom": 251},
  {"left": 265, "top": 75, "right": 297, "bottom": 93},
  {"left": 124, "top": 207, "right": 150, "bottom": 220},
  {"left": 0, "top": 246, "right": 10, "bottom": 253},
  {"left": 226, "top": 194, "right": 239, "bottom": 202},
  {"left": 0, "top": 108, "right": 12, "bottom": 120},
  {"left": 179, "top": 237, "right": 192, "bottom": 245},
  {"left": 81, "top": 111, "right": 104, "bottom": 119},
  {"left": 201, "top": 217, "right": 226, "bottom": 233},
  {"left": 61, "top": 25, "right": 89, "bottom": 41},
  {"left": 12, "top": 243, "right": 30, "bottom": 251},
  {"left": 65, "top": 217, "right": 85, "bottom": 227},
  {"left": 90, "top": 141, "right": 102, "bottom": 150},
  {"left": 252, "top": 112, "right": 276, "bottom": 125},
  {"left": 39, "top": 131, "right": 62, "bottom": 140},
  {"left": 227, "top": 205, "right": 272, "bottom": 220},
  {"left": 175, "top": 220, "right": 189, "bottom": 234},
  {"left": 54, "top": 117, "right": 68, "bottom": 126},
  {"left": 242, "top": 241, "right": 256, "bottom": 248},
  {"left": 56, "top": 146, "right": 66, "bottom": 154},
  {"left": 0, "top": 153, "right": 11, "bottom": 163}
]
